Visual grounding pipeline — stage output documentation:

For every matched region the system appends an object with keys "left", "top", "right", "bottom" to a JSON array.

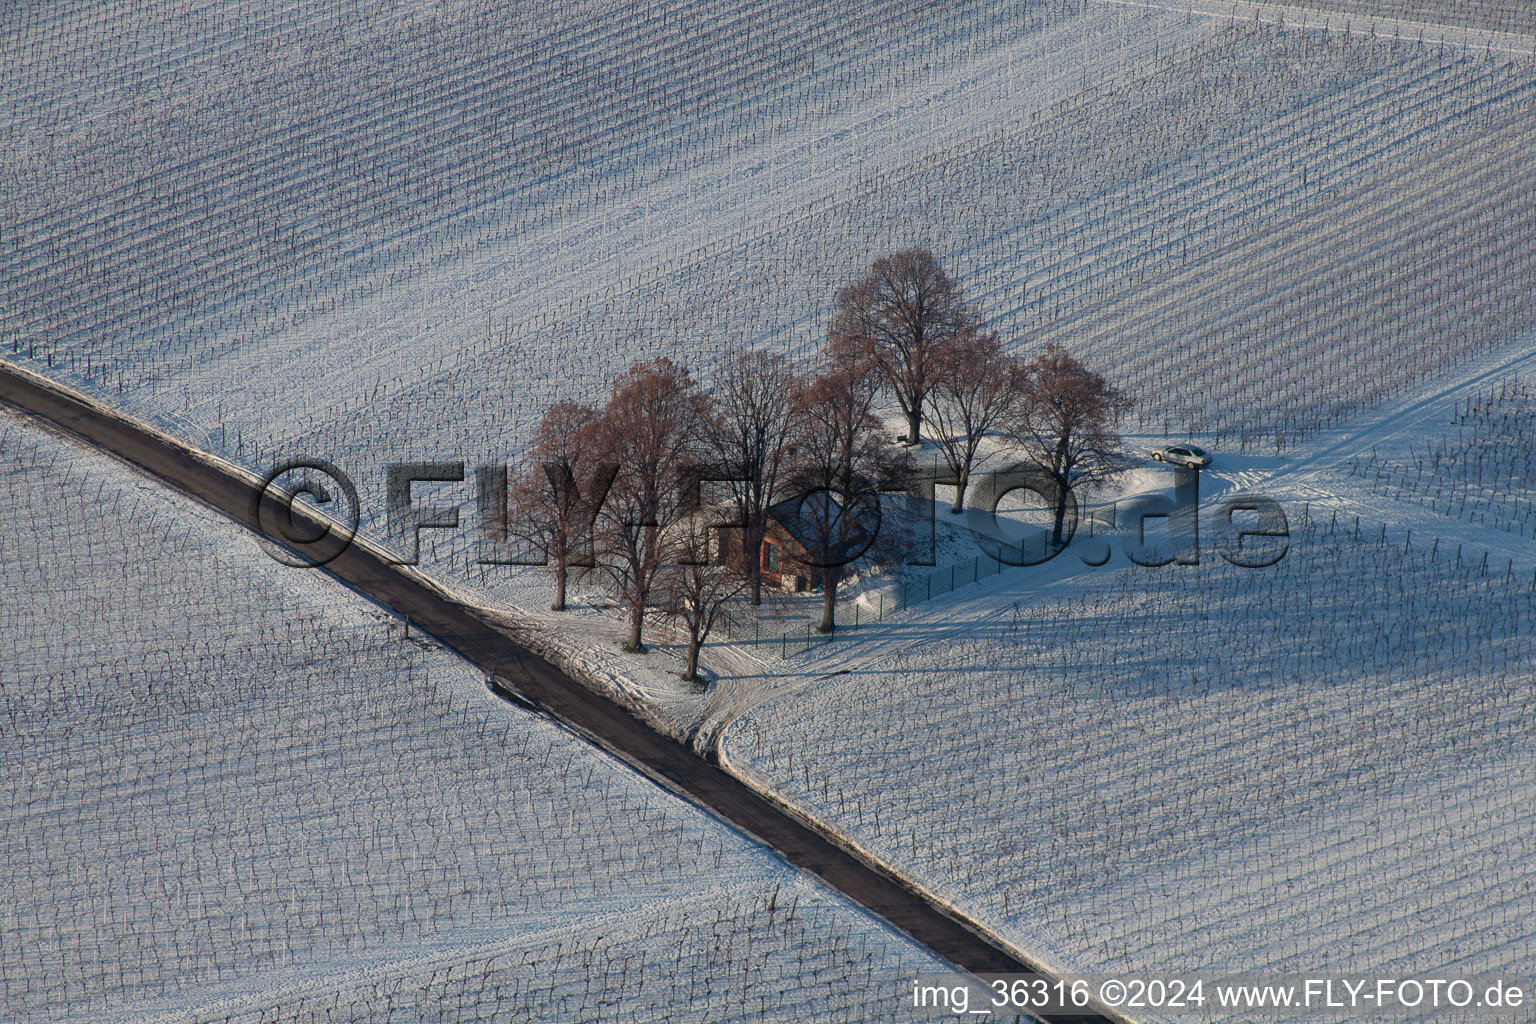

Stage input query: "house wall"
[{"left": 716, "top": 524, "right": 819, "bottom": 591}]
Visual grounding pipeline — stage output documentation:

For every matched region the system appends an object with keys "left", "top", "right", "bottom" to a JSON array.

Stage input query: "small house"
[{"left": 716, "top": 512, "right": 821, "bottom": 592}]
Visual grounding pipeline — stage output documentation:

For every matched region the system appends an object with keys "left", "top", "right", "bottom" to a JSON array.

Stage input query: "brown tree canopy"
[
  {"left": 922, "top": 330, "right": 1022, "bottom": 513},
  {"left": 656, "top": 522, "right": 746, "bottom": 685},
  {"left": 703, "top": 349, "right": 800, "bottom": 607},
  {"left": 508, "top": 400, "right": 616, "bottom": 611},
  {"left": 782, "top": 345, "right": 909, "bottom": 633},
  {"left": 586, "top": 357, "right": 710, "bottom": 651},
  {"left": 827, "top": 249, "right": 982, "bottom": 445},
  {"left": 1009, "top": 343, "right": 1131, "bottom": 545}
]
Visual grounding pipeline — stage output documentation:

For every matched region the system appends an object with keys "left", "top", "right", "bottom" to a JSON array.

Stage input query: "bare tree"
[
  {"left": 922, "top": 330, "right": 1021, "bottom": 513},
  {"left": 657, "top": 526, "right": 746, "bottom": 683},
  {"left": 703, "top": 349, "right": 799, "bottom": 607},
  {"left": 1009, "top": 343, "right": 1131, "bottom": 547},
  {"left": 827, "top": 249, "right": 981, "bottom": 445},
  {"left": 588, "top": 358, "right": 709, "bottom": 651},
  {"left": 508, "top": 401, "right": 617, "bottom": 611},
  {"left": 783, "top": 345, "right": 909, "bottom": 633}
]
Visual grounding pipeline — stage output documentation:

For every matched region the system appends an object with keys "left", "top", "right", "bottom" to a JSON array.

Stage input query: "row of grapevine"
[{"left": 1346, "top": 375, "right": 1536, "bottom": 537}]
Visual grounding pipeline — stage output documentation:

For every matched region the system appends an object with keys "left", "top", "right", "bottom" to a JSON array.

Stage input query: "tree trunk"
[
  {"left": 552, "top": 560, "right": 568, "bottom": 611},
  {"left": 1052, "top": 489, "right": 1068, "bottom": 547},
  {"left": 685, "top": 636, "right": 702, "bottom": 682},
  {"left": 746, "top": 520, "right": 764, "bottom": 606},
  {"left": 1051, "top": 440, "right": 1070, "bottom": 545},
  {"left": 904, "top": 408, "right": 921, "bottom": 445},
  {"left": 951, "top": 465, "right": 970, "bottom": 513},
  {"left": 818, "top": 578, "right": 837, "bottom": 633},
  {"left": 626, "top": 602, "right": 645, "bottom": 651}
]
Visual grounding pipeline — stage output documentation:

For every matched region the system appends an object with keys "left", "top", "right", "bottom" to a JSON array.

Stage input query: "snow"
[
  {"left": 8, "top": 2, "right": 1536, "bottom": 570},
  {"left": 0, "top": 406, "right": 960, "bottom": 1022},
  {"left": 709, "top": 345, "right": 1536, "bottom": 1021},
  {"left": 4, "top": 0, "right": 1535, "bottom": 1017}
]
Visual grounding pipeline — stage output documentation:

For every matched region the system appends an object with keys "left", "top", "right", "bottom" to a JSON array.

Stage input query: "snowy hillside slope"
[
  {"left": 0, "top": 407, "right": 958, "bottom": 1023},
  {"left": 5, "top": 2, "right": 1535, "bottom": 541},
  {"left": 4, "top": 0, "right": 1535, "bottom": 1014},
  {"left": 720, "top": 510, "right": 1536, "bottom": 1022},
  {"left": 649, "top": 329, "right": 1536, "bottom": 1021},
  {"left": 1341, "top": 374, "right": 1535, "bottom": 540}
]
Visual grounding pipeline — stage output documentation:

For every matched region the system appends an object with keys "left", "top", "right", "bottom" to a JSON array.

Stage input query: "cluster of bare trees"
[
  {"left": 510, "top": 249, "right": 1129, "bottom": 679},
  {"left": 829, "top": 249, "right": 1130, "bottom": 541},
  {"left": 508, "top": 348, "right": 900, "bottom": 678},
  {"left": 511, "top": 357, "right": 770, "bottom": 679}
]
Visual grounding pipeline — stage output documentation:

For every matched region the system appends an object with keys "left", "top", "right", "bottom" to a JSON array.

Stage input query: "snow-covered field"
[
  {"left": 6, "top": 2, "right": 1536, "bottom": 553},
  {"left": 1344, "top": 376, "right": 1535, "bottom": 540},
  {"left": 0, "top": 407, "right": 960, "bottom": 1022},
  {"left": 5, "top": 0, "right": 1536, "bottom": 1018},
  {"left": 1234, "top": 0, "right": 1536, "bottom": 37},
  {"left": 678, "top": 314, "right": 1536, "bottom": 1019},
  {"left": 10, "top": 1, "right": 1531, "bottom": 704},
  {"left": 721, "top": 487, "right": 1536, "bottom": 1022}
]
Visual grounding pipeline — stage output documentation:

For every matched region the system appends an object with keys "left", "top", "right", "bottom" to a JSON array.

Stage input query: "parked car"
[{"left": 1150, "top": 443, "right": 1212, "bottom": 469}]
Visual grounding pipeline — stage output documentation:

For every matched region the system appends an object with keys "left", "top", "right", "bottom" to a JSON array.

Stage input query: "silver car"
[{"left": 1150, "top": 443, "right": 1212, "bottom": 470}]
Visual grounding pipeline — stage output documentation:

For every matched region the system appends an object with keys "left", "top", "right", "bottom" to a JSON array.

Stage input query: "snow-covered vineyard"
[
  {"left": 0, "top": 410, "right": 957, "bottom": 1022},
  {"left": 1346, "top": 376, "right": 1536, "bottom": 539},
  {"left": 4, "top": 0, "right": 1535, "bottom": 1020},
  {"left": 722, "top": 518, "right": 1536, "bottom": 1020},
  {"left": 6, "top": 1, "right": 1536, "bottom": 531},
  {"left": 1269, "top": 0, "right": 1536, "bottom": 36}
]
